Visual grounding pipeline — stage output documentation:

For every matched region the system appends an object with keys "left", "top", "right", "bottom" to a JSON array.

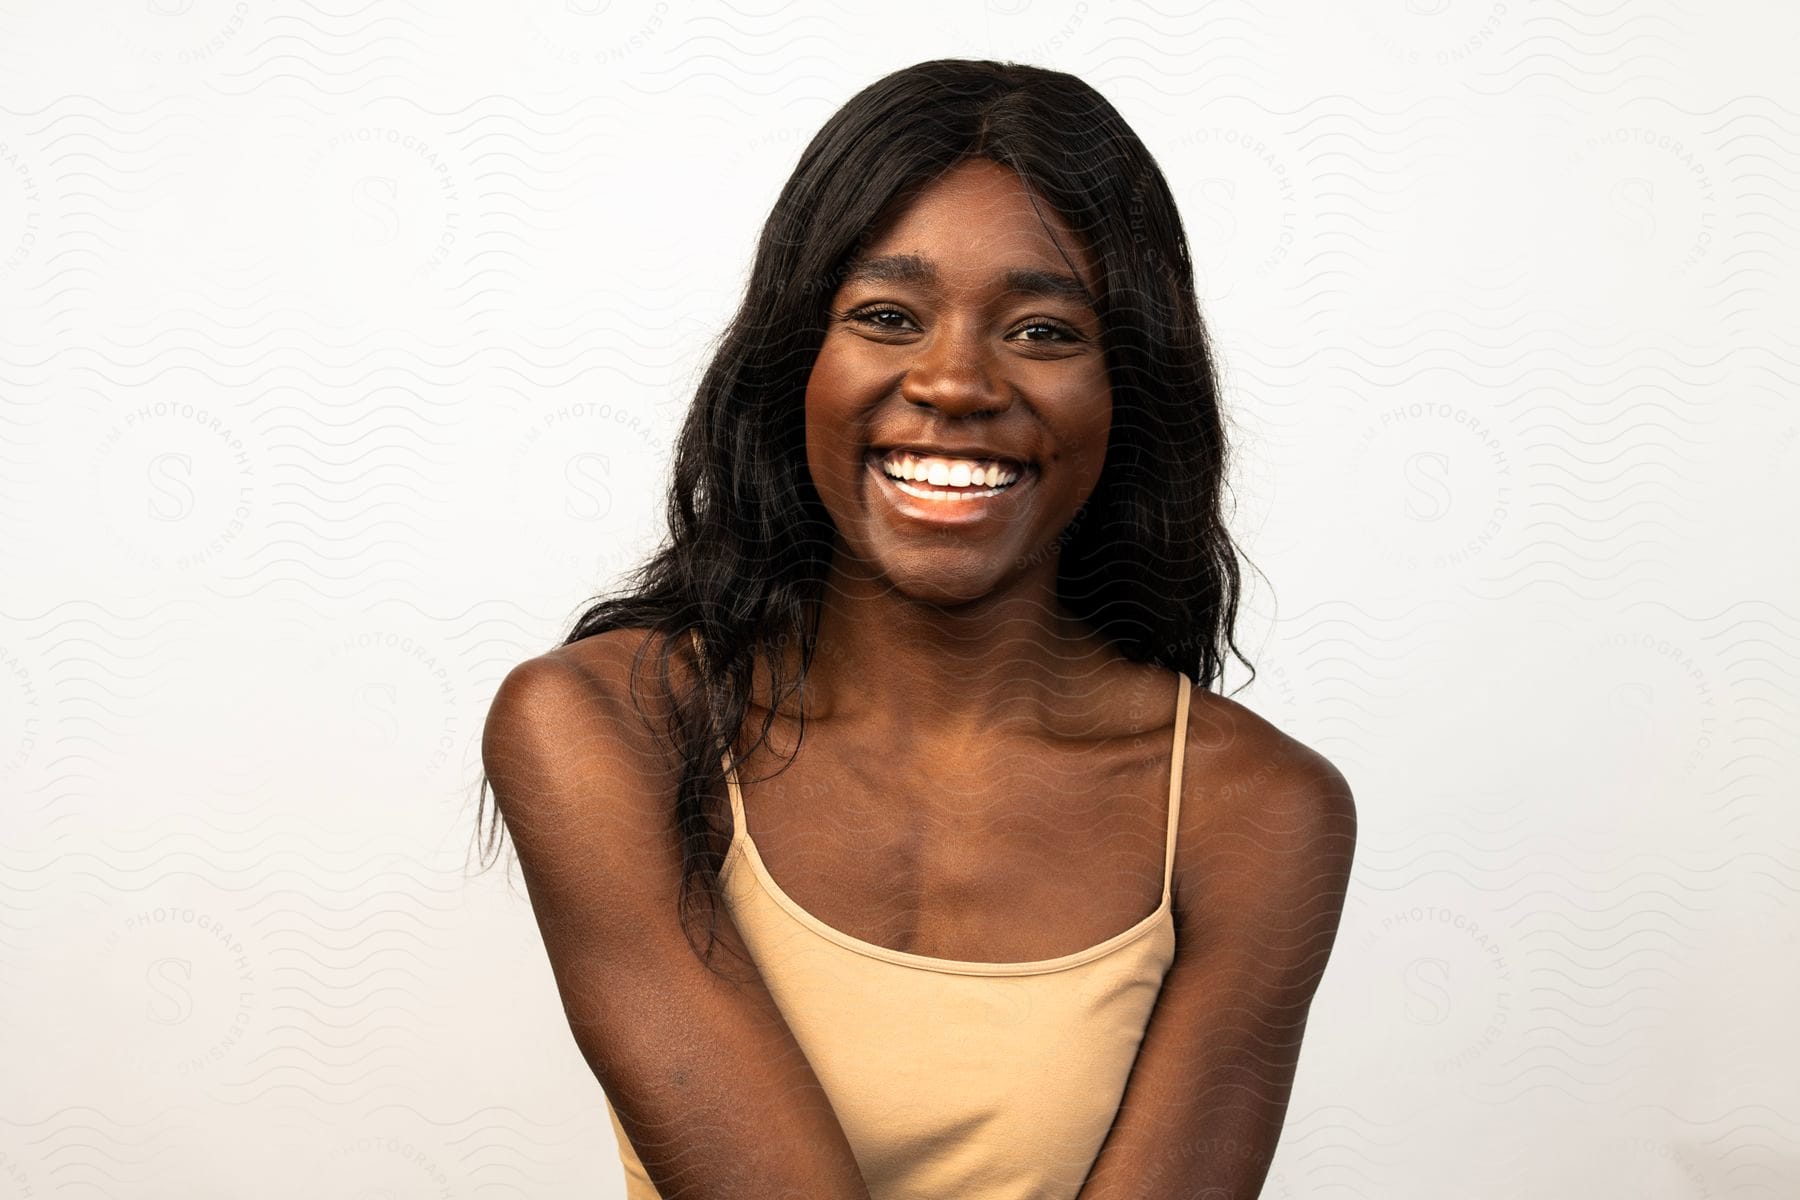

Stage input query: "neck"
[{"left": 760, "top": 563, "right": 1119, "bottom": 746}]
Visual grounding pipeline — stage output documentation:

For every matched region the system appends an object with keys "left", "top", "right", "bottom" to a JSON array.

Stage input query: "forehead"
[
  {"left": 849, "top": 159, "right": 1102, "bottom": 299},
  {"left": 839, "top": 251, "right": 1099, "bottom": 313}
]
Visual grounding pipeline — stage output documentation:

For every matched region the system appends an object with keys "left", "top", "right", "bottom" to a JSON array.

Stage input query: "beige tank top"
[{"left": 603, "top": 659, "right": 1193, "bottom": 1199}]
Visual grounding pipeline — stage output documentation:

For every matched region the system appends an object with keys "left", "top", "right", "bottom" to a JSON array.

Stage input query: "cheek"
[
  {"left": 803, "top": 342, "right": 870, "bottom": 487},
  {"left": 806, "top": 335, "right": 880, "bottom": 401},
  {"left": 1048, "top": 374, "right": 1112, "bottom": 485}
]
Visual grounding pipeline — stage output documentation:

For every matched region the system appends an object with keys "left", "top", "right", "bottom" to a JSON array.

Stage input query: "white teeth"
[
  {"left": 878, "top": 450, "right": 1022, "bottom": 488},
  {"left": 893, "top": 478, "right": 1007, "bottom": 501}
]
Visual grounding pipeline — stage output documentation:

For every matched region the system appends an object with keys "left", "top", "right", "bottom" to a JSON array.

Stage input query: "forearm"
[{"left": 1075, "top": 1088, "right": 1283, "bottom": 1200}]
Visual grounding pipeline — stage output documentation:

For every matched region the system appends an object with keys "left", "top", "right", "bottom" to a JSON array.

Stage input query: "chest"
[{"left": 729, "top": 725, "right": 1179, "bottom": 964}]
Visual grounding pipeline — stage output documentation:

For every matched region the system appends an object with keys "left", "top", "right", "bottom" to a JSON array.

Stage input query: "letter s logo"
[
  {"left": 1195, "top": 177, "right": 1239, "bottom": 254},
  {"left": 146, "top": 957, "right": 195, "bottom": 1024},
  {"left": 147, "top": 453, "right": 196, "bottom": 522},
  {"left": 354, "top": 176, "right": 401, "bottom": 247},
  {"left": 1402, "top": 956, "right": 1452, "bottom": 1025},
  {"left": 563, "top": 452, "right": 613, "bottom": 521},
  {"left": 1613, "top": 680, "right": 1655, "bottom": 749},
  {"left": 1612, "top": 177, "right": 1657, "bottom": 242},
  {"left": 353, "top": 681, "right": 400, "bottom": 749},
  {"left": 1401, "top": 450, "right": 1453, "bottom": 521}
]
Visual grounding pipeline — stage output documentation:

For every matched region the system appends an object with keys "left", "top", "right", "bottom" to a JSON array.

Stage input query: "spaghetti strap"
[
  {"left": 1163, "top": 673, "right": 1193, "bottom": 903},
  {"left": 605, "top": 638, "right": 1187, "bottom": 1193}
]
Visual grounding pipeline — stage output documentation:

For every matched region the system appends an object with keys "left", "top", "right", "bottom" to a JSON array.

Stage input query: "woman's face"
[{"left": 804, "top": 157, "right": 1113, "bottom": 607}]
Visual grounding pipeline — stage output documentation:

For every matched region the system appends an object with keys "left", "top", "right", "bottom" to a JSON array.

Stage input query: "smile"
[{"left": 864, "top": 450, "right": 1036, "bottom": 527}]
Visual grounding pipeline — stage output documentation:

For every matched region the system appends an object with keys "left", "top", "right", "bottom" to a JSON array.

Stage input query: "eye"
[
  {"left": 843, "top": 304, "right": 916, "bottom": 331},
  {"left": 1011, "top": 318, "right": 1081, "bottom": 343},
  {"left": 841, "top": 305, "right": 1084, "bottom": 344}
]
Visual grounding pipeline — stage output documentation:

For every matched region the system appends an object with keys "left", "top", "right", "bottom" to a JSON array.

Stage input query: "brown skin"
[
  {"left": 511, "top": 157, "right": 1355, "bottom": 1197},
  {"left": 763, "top": 156, "right": 1356, "bottom": 1196},
  {"left": 720, "top": 158, "right": 1192, "bottom": 967},
  {"left": 789, "top": 156, "right": 1128, "bottom": 750}
]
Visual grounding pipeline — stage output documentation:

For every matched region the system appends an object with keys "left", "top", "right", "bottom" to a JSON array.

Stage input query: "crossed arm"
[
  {"left": 1075, "top": 719, "right": 1359, "bottom": 1200},
  {"left": 490, "top": 639, "right": 1354, "bottom": 1199}
]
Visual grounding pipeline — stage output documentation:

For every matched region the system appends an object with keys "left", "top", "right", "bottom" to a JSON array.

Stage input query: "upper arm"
[
  {"left": 481, "top": 632, "right": 872, "bottom": 1198},
  {"left": 1077, "top": 708, "right": 1358, "bottom": 1199}
]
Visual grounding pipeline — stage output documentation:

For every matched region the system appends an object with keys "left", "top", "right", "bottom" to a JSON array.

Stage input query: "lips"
[
  {"left": 862, "top": 452, "right": 1036, "bottom": 528},
  {"left": 870, "top": 444, "right": 1034, "bottom": 473}
]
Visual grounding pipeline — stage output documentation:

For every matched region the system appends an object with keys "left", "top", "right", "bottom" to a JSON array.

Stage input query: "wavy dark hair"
[{"left": 469, "top": 57, "right": 1257, "bottom": 971}]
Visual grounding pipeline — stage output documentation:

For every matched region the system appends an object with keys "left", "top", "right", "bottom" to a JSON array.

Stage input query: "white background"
[{"left": 2, "top": 1, "right": 1797, "bottom": 1196}]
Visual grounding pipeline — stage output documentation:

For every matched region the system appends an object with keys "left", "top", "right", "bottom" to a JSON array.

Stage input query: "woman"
[{"left": 476, "top": 58, "right": 1357, "bottom": 1199}]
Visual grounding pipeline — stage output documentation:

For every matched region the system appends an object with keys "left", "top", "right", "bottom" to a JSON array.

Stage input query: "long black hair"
[{"left": 469, "top": 57, "right": 1257, "bottom": 971}]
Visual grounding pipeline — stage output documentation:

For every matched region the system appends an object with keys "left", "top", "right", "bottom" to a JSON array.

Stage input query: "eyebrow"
[{"left": 838, "top": 252, "right": 1100, "bottom": 312}]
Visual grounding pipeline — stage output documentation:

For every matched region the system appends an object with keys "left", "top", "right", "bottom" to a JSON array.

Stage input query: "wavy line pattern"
[{"left": 1, "top": 1, "right": 1796, "bottom": 1196}]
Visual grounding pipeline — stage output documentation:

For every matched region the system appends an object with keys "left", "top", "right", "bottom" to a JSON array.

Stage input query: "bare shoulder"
[
  {"left": 1174, "top": 687, "right": 1358, "bottom": 925},
  {"left": 479, "top": 626, "right": 875, "bottom": 1192},
  {"left": 481, "top": 626, "right": 706, "bottom": 847},
  {"left": 542, "top": 623, "right": 700, "bottom": 683},
  {"left": 533, "top": 624, "right": 696, "bottom": 710},
  {"left": 486, "top": 627, "right": 694, "bottom": 752},
  {"left": 1183, "top": 688, "right": 1356, "bottom": 819}
]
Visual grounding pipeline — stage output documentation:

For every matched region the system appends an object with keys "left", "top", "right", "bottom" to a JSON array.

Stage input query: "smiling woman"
[
  {"left": 475, "top": 58, "right": 1356, "bottom": 1200},
  {"left": 810, "top": 160, "right": 1112, "bottom": 570}
]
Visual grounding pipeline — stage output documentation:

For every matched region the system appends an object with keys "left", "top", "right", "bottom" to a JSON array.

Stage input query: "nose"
[{"left": 896, "top": 316, "right": 1010, "bottom": 417}]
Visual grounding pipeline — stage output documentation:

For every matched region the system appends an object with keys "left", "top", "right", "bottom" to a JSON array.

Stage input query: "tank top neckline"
[{"left": 715, "top": 665, "right": 1194, "bottom": 978}]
